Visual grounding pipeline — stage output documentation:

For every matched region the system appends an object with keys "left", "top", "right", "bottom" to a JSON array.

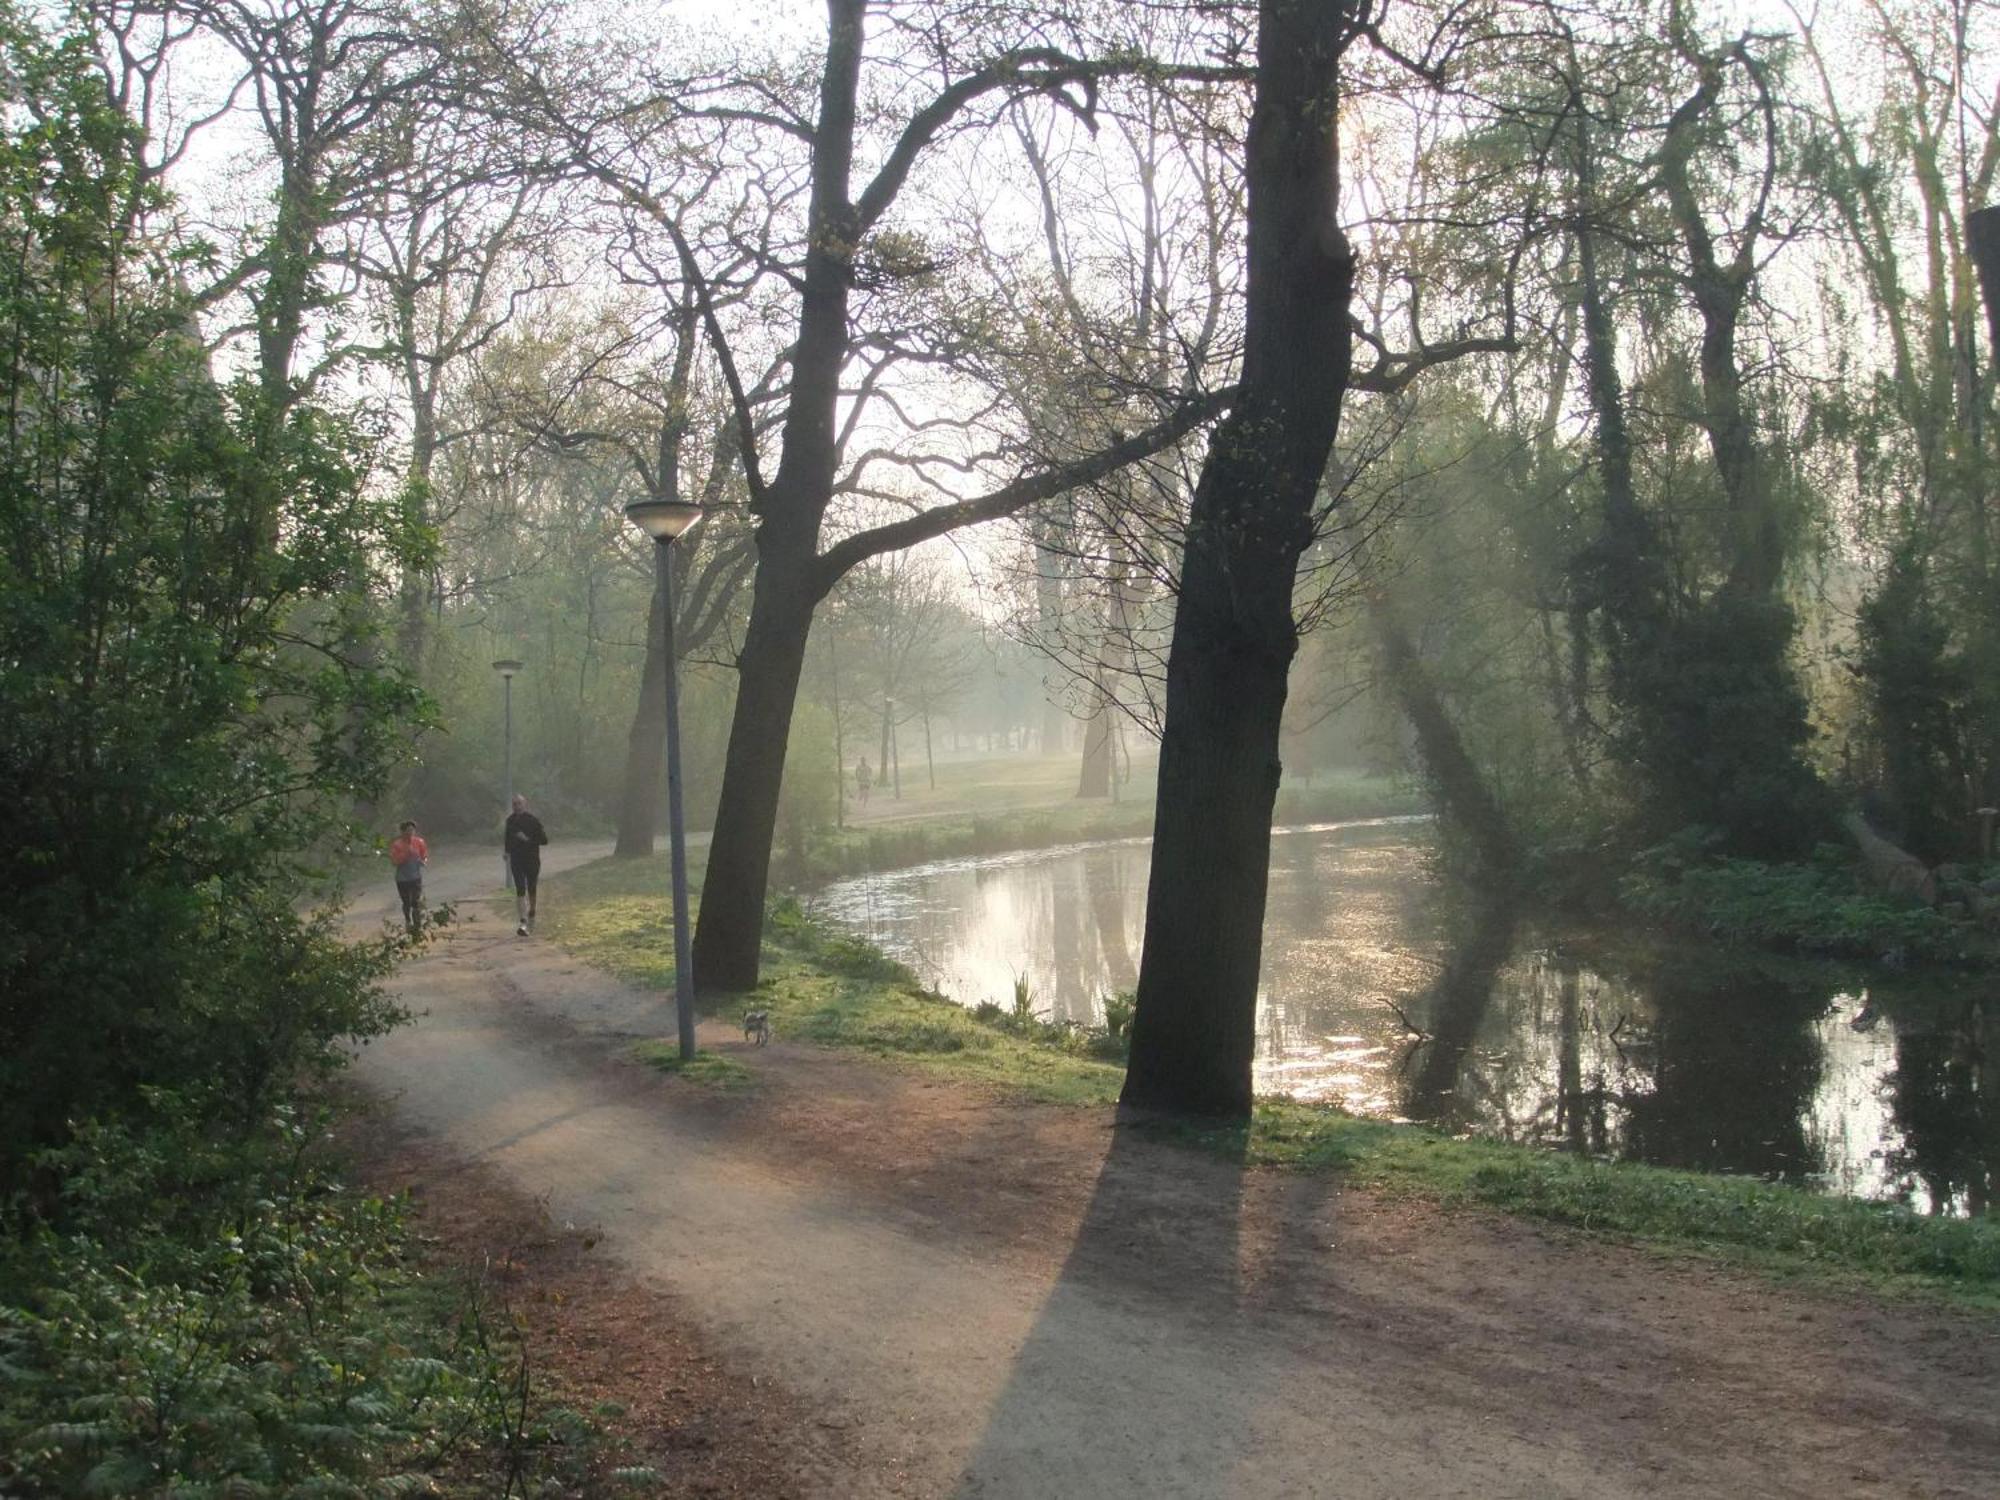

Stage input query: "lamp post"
[
  {"left": 624, "top": 495, "right": 705, "bottom": 1061},
  {"left": 885, "top": 696, "right": 901, "bottom": 801},
  {"left": 492, "top": 658, "right": 524, "bottom": 885}
]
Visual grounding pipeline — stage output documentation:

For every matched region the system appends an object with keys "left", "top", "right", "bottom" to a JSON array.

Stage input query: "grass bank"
[
  {"left": 779, "top": 770, "right": 1423, "bottom": 885},
  {"left": 540, "top": 853, "right": 2000, "bottom": 1309}
]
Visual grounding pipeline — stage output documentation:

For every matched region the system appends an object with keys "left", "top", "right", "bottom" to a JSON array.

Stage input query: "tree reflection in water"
[
  {"left": 817, "top": 824, "right": 2000, "bottom": 1212},
  {"left": 1884, "top": 997, "right": 2000, "bottom": 1216},
  {"left": 1400, "top": 901, "right": 1518, "bottom": 1130}
]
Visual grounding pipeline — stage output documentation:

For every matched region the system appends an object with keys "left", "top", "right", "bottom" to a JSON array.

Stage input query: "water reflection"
[
  {"left": 1883, "top": 1001, "right": 2000, "bottom": 1216},
  {"left": 814, "top": 821, "right": 1999, "bottom": 1212}
]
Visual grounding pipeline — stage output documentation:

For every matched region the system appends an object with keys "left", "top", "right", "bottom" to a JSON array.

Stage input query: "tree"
[
  {"left": 342, "top": 103, "right": 560, "bottom": 671},
  {"left": 488, "top": 1, "right": 1239, "bottom": 991},
  {"left": 1121, "top": 0, "right": 1362, "bottom": 1118},
  {"left": 835, "top": 554, "right": 978, "bottom": 792},
  {"left": 0, "top": 5, "right": 417, "bottom": 1183},
  {"left": 1791, "top": 0, "right": 2000, "bottom": 857}
]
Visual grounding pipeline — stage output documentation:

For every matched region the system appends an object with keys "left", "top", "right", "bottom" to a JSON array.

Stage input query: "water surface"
[{"left": 815, "top": 819, "right": 2000, "bottom": 1214}]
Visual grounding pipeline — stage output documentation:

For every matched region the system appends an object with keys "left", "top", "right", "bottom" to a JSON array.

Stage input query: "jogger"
[
  {"left": 504, "top": 795, "right": 549, "bottom": 935},
  {"left": 389, "top": 820, "right": 428, "bottom": 934}
]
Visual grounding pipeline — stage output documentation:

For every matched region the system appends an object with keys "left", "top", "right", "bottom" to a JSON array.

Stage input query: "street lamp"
[
  {"left": 885, "top": 696, "right": 901, "bottom": 801},
  {"left": 492, "top": 658, "right": 524, "bottom": 885},
  {"left": 624, "top": 495, "right": 705, "bottom": 1061}
]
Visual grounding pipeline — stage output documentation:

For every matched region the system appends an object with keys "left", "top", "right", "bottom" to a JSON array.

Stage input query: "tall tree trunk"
[
  {"left": 1122, "top": 0, "right": 1357, "bottom": 1119},
  {"left": 1076, "top": 671, "right": 1115, "bottom": 797},
  {"left": 689, "top": 0, "right": 865, "bottom": 990},
  {"left": 1035, "top": 519, "right": 1070, "bottom": 755},
  {"left": 689, "top": 0, "right": 1213, "bottom": 988},
  {"left": 689, "top": 577, "right": 819, "bottom": 989},
  {"left": 1658, "top": 53, "right": 1780, "bottom": 602},
  {"left": 614, "top": 548, "right": 670, "bottom": 857},
  {"left": 1969, "top": 206, "right": 2000, "bottom": 366},
  {"left": 395, "top": 287, "right": 439, "bottom": 672},
  {"left": 1077, "top": 553, "right": 1137, "bottom": 799}
]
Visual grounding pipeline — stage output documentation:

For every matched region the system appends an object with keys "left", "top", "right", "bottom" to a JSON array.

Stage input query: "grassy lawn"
[
  {"left": 847, "top": 748, "right": 1152, "bottom": 818},
  {"left": 537, "top": 858, "right": 1124, "bottom": 1107},
  {"left": 538, "top": 846, "right": 2000, "bottom": 1308},
  {"left": 786, "top": 767, "right": 1422, "bottom": 884}
]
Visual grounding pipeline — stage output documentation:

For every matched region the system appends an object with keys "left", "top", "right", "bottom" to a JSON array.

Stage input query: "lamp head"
[
  {"left": 492, "top": 658, "right": 524, "bottom": 679},
  {"left": 624, "top": 496, "right": 705, "bottom": 542}
]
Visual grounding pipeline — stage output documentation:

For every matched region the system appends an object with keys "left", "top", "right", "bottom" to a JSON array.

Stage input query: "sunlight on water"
[{"left": 816, "top": 820, "right": 1999, "bottom": 1212}]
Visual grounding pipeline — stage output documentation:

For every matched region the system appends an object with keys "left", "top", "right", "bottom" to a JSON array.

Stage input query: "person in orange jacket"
[{"left": 389, "top": 820, "right": 428, "bottom": 933}]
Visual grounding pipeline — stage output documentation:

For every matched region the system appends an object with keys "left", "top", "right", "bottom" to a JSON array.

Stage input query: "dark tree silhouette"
[{"left": 1121, "top": 0, "right": 1362, "bottom": 1117}]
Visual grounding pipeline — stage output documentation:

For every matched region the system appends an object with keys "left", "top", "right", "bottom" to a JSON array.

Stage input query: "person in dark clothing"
[{"left": 504, "top": 794, "right": 549, "bottom": 935}]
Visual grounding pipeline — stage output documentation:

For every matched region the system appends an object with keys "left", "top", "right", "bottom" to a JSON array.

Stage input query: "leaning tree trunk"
[
  {"left": 1122, "top": 0, "right": 1358, "bottom": 1119},
  {"left": 1371, "top": 598, "right": 1519, "bottom": 877}
]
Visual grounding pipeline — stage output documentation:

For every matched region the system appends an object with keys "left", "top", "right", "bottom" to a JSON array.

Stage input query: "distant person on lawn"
[
  {"left": 389, "top": 820, "right": 428, "bottom": 933},
  {"left": 855, "top": 756, "right": 872, "bottom": 806},
  {"left": 504, "top": 794, "right": 549, "bottom": 936}
]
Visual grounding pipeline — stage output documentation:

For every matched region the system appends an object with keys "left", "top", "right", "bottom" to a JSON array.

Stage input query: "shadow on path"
[{"left": 952, "top": 1115, "right": 1282, "bottom": 1497}]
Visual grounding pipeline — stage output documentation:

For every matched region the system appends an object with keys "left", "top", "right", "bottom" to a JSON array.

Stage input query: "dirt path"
[
  {"left": 340, "top": 835, "right": 621, "bottom": 933},
  {"left": 356, "top": 907, "right": 2000, "bottom": 1499}
]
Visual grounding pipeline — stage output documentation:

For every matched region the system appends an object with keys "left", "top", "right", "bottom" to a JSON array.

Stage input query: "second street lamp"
[
  {"left": 492, "top": 658, "right": 524, "bottom": 887},
  {"left": 624, "top": 495, "right": 705, "bottom": 1061}
]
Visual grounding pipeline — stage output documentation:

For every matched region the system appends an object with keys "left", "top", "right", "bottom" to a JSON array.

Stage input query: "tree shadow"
[{"left": 950, "top": 1111, "right": 1333, "bottom": 1496}]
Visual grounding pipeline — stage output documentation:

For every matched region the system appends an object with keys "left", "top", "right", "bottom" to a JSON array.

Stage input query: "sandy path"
[
  {"left": 357, "top": 905, "right": 2000, "bottom": 1499},
  {"left": 340, "top": 836, "right": 620, "bottom": 933}
]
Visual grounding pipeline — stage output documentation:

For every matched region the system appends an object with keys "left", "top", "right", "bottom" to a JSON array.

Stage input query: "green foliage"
[
  {"left": 1620, "top": 831, "right": 1964, "bottom": 960},
  {"left": 0, "top": 1107, "right": 591, "bottom": 1497},
  {"left": 1009, "top": 971, "right": 1036, "bottom": 1025},
  {"left": 0, "top": 8, "right": 425, "bottom": 1190},
  {"left": 1610, "top": 595, "right": 1835, "bottom": 860},
  {"left": 1853, "top": 548, "right": 1973, "bottom": 862},
  {"left": 1099, "top": 991, "right": 1136, "bottom": 1046}
]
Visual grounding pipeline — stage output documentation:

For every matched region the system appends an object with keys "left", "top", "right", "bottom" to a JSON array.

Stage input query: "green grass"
[
  {"left": 538, "top": 846, "right": 2000, "bottom": 1308},
  {"left": 785, "top": 770, "right": 1421, "bottom": 883},
  {"left": 1190, "top": 1103, "right": 2000, "bottom": 1306},
  {"left": 533, "top": 857, "right": 1125, "bottom": 1112},
  {"left": 857, "top": 749, "right": 1147, "bottom": 815},
  {"left": 630, "top": 1042, "right": 755, "bottom": 1089}
]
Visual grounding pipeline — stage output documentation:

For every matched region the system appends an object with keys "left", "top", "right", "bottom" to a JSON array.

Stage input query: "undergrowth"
[
  {"left": 0, "top": 1104, "right": 643, "bottom": 1497},
  {"left": 1620, "top": 831, "right": 1980, "bottom": 962}
]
